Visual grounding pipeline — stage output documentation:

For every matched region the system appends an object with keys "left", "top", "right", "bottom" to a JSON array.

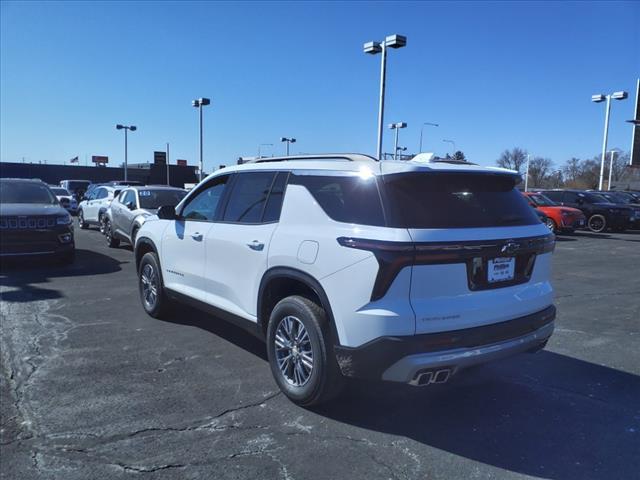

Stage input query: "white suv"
[
  {"left": 134, "top": 154, "right": 555, "bottom": 405},
  {"left": 78, "top": 185, "right": 121, "bottom": 231}
]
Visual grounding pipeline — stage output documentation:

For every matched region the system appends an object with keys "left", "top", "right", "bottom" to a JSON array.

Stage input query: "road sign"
[{"left": 154, "top": 151, "right": 167, "bottom": 165}]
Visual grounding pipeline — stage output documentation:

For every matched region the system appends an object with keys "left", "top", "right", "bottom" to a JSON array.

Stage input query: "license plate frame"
[{"left": 487, "top": 257, "right": 516, "bottom": 283}]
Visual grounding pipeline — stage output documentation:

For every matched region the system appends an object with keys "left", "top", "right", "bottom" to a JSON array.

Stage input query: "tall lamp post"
[
  {"left": 389, "top": 122, "right": 407, "bottom": 160},
  {"left": 592, "top": 91, "right": 627, "bottom": 190},
  {"left": 192, "top": 97, "right": 211, "bottom": 182},
  {"left": 442, "top": 139, "right": 456, "bottom": 154},
  {"left": 116, "top": 124, "right": 137, "bottom": 181},
  {"left": 280, "top": 137, "right": 296, "bottom": 156},
  {"left": 363, "top": 34, "right": 407, "bottom": 160},
  {"left": 419, "top": 122, "right": 439, "bottom": 152}
]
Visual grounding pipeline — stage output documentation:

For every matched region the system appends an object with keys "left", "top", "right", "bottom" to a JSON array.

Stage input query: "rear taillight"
[{"left": 337, "top": 234, "right": 555, "bottom": 301}]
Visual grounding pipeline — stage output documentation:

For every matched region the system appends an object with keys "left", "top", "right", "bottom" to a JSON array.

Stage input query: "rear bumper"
[{"left": 334, "top": 305, "right": 555, "bottom": 382}]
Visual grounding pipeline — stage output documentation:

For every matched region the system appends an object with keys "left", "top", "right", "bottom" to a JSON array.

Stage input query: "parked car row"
[{"left": 525, "top": 189, "right": 639, "bottom": 233}]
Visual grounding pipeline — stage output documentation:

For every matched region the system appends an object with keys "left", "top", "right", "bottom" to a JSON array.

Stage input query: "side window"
[
  {"left": 564, "top": 192, "right": 580, "bottom": 203},
  {"left": 116, "top": 190, "right": 127, "bottom": 203},
  {"left": 542, "top": 191, "right": 562, "bottom": 202},
  {"left": 262, "top": 172, "right": 289, "bottom": 223},
  {"left": 96, "top": 188, "right": 108, "bottom": 200},
  {"left": 123, "top": 190, "right": 136, "bottom": 207},
  {"left": 292, "top": 174, "right": 385, "bottom": 226},
  {"left": 181, "top": 175, "right": 230, "bottom": 221},
  {"left": 222, "top": 172, "right": 276, "bottom": 223}
]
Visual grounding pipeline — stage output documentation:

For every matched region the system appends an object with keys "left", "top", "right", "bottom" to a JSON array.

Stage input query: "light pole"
[
  {"left": 258, "top": 143, "right": 274, "bottom": 158},
  {"left": 592, "top": 91, "right": 628, "bottom": 190},
  {"left": 388, "top": 122, "right": 407, "bottom": 160},
  {"left": 166, "top": 142, "right": 170, "bottom": 186},
  {"left": 192, "top": 97, "right": 211, "bottom": 182},
  {"left": 364, "top": 34, "right": 407, "bottom": 160},
  {"left": 442, "top": 139, "right": 456, "bottom": 154},
  {"left": 280, "top": 137, "right": 296, "bottom": 156},
  {"left": 524, "top": 154, "right": 531, "bottom": 192},
  {"left": 607, "top": 149, "right": 621, "bottom": 190},
  {"left": 419, "top": 122, "right": 439, "bottom": 152},
  {"left": 116, "top": 124, "right": 137, "bottom": 181}
]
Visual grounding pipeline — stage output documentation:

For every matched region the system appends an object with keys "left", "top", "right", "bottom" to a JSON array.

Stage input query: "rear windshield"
[
  {"left": 1, "top": 181, "right": 57, "bottom": 205},
  {"left": 382, "top": 172, "right": 539, "bottom": 228},
  {"left": 50, "top": 188, "right": 70, "bottom": 196},
  {"left": 65, "top": 181, "right": 91, "bottom": 191},
  {"left": 138, "top": 189, "right": 186, "bottom": 209}
]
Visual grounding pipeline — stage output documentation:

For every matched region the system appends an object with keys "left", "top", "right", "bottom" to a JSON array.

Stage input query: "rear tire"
[
  {"left": 266, "top": 295, "right": 344, "bottom": 406},
  {"left": 138, "top": 252, "right": 171, "bottom": 318},
  {"left": 587, "top": 214, "right": 606, "bottom": 233},
  {"left": 78, "top": 210, "right": 88, "bottom": 229},
  {"left": 98, "top": 213, "right": 106, "bottom": 234},
  {"left": 105, "top": 219, "right": 120, "bottom": 248}
]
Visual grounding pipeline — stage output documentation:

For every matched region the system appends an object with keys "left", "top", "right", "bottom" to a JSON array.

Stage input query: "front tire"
[
  {"left": 99, "top": 213, "right": 106, "bottom": 234},
  {"left": 78, "top": 210, "right": 88, "bottom": 229},
  {"left": 138, "top": 252, "right": 171, "bottom": 318},
  {"left": 105, "top": 219, "right": 120, "bottom": 248},
  {"left": 266, "top": 296, "right": 344, "bottom": 406},
  {"left": 587, "top": 214, "right": 606, "bottom": 233}
]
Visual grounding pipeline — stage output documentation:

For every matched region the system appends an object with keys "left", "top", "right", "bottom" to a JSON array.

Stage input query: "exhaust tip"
[{"left": 410, "top": 368, "right": 452, "bottom": 386}]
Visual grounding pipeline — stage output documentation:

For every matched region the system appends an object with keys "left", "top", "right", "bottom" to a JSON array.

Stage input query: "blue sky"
[{"left": 1, "top": 1, "right": 638, "bottom": 171}]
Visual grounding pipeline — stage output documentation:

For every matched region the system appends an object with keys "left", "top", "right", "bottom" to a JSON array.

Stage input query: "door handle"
[
  {"left": 191, "top": 233, "right": 203, "bottom": 241},
  {"left": 247, "top": 240, "right": 264, "bottom": 251}
]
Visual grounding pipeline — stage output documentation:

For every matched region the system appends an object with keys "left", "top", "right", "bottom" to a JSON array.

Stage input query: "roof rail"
[{"left": 252, "top": 153, "right": 378, "bottom": 164}]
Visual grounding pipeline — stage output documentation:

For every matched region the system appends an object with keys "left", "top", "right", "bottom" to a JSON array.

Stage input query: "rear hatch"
[{"left": 380, "top": 170, "right": 554, "bottom": 334}]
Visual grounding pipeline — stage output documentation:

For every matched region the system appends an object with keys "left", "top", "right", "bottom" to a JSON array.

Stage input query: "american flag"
[{"left": 70, "top": 156, "right": 79, "bottom": 163}]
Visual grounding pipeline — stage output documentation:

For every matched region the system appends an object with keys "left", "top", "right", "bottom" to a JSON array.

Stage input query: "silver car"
[{"left": 104, "top": 186, "right": 186, "bottom": 247}]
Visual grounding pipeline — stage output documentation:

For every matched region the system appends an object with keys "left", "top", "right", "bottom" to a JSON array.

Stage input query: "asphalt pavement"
[{"left": 1, "top": 224, "right": 639, "bottom": 479}]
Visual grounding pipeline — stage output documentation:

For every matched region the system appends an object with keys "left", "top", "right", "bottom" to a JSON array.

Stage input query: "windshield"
[
  {"left": 138, "top": 189, "right": 186, "bottom": 209},
  {"left": 528, "top": 193, "right": 557, "bottom": 207},
  {"left": 51, "top": 188, "right": 70, "bottom": 196},
  {"left": 383, "top": 173, "right": 539, "bottom": 228},
  {"left": 0, "top": 181, "right": 57, "bottom": 204}
]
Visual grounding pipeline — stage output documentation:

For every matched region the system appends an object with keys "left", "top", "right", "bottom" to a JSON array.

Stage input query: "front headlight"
[{"left": 56, "top": 215, "right": 72, "bottom": 225}]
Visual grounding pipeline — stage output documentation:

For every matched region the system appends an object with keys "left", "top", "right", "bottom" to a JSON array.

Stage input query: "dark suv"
[
  {"left": 0, "top": 179, "right": 75, "bottom": 264},
  {"left": 539, "top": 189, "right": 632, "bottom": 233}
]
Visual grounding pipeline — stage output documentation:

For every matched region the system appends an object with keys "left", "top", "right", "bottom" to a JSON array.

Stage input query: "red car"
[{"left": 522, "top": 191, "right": 585, "bottom": 233}]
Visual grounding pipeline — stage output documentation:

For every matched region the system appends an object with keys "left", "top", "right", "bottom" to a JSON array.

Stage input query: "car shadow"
[
  {"left": 313, "top": 351, "right": 639, "bottom": 480},
  {"left": 157, "top": 304, "right": 267, "bottom": 361},
  {"left": 0, "top": 249, "right": 126, "bottom": 303},
  {"left": 152, "top": 306, "right": 639, "bottom": 479}
]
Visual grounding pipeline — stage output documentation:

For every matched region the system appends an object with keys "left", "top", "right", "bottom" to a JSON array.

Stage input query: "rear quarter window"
[{"left": 291, "top": 174, "right": 385, "bottom": 226}]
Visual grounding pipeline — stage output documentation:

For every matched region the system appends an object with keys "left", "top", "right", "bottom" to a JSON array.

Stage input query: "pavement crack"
[{"left": 115, "top": 462, "right": 186, "bottom": 473}]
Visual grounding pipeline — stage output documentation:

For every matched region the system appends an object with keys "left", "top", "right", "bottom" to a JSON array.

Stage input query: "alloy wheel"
[
  {"left": 274, "top": 316, "right": 314, "bottom": 387},
  {"left": 140, "top": 263, "right": 159, "bottom": 310}
]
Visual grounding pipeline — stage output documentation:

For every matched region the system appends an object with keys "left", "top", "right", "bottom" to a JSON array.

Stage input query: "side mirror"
[
  {"left": 157, "top": 205, "right": 176, "bottom": 220},
  {"left": 126, "top": 201, "right": 135, "bottom": 210}
]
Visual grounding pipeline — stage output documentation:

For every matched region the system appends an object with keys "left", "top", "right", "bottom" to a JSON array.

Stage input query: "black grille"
[{"left": 0, "top": 216, "right": 56, "bottom": 229}]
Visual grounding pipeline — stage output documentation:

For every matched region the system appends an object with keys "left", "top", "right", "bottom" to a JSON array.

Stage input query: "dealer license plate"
[{"left": 488, "top": 257, "right": 515, "bottom": 283}]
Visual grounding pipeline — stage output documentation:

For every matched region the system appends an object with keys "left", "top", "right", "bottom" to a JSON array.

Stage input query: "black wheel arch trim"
[
  {"left": 258, "top": 267, "right": 340, "bottom": 345},
  {"left": 135, "top": 237, "right": 160, "bottom": 270}
]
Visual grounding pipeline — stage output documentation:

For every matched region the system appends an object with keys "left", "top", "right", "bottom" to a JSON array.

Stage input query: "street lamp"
[
  {"left": 442, "top": 139, "right": 456, "bottom": 153},
  {"left": 280, "top": 137, "right": 296, "bottom": 156},
  {"left": 592, "top": 90, "right": 628, "bottom": 190},
  {"left": 419, "top": 122, "right": 439, "bottom": 152},
  {"left": 364, "top": 34, "right": 407, "bottom": 160},
  {"left": 192, "top": 97, "right": 211, "bottom": 182},
  {"left": 258, "top": 143, "right": 274, "bottom": 158},
  {"left": 388, "top": 122, "right": 407, "bottom": 160},
  {"left": 115, "top": 124, "right": 137, "bottom": 181}
]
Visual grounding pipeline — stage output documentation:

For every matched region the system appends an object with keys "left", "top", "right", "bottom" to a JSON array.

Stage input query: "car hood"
[{"left": 0, "top": 203, "right": 68, "bottom": 216}]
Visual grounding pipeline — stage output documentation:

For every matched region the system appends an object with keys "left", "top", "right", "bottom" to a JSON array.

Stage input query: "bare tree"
[
  {"left": 528, "top": 157, "right": 554, "bottom": 188},
  {"left": 452, "top": 151, "right": 467, "bottom": 162},
  {"left": 496, "top": 147, "right": 528, "bottom": 173},
  {"left": 562, "top": 157, "right": 582, "bottom": 184}
]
